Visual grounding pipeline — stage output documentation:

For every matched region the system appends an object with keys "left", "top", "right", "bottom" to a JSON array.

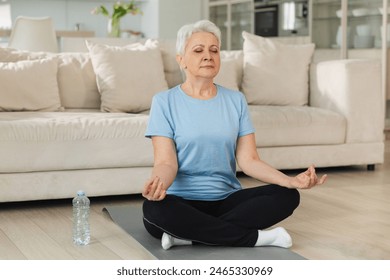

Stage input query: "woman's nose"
[{"left": 203, "top": 53, "right": 212, "bottom": 61}]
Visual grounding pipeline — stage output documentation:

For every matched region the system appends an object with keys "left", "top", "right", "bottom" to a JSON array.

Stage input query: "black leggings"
[{"left": 143, "top": 184, "right": 300, "bottom": 247}]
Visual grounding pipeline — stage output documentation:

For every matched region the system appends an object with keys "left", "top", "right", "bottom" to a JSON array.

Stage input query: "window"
[{"left": 282, "top": 2, "right": 296, "bottom": 31}]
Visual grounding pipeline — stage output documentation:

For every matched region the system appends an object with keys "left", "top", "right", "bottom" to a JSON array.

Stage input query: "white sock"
[
  {"left": 255, "top": 227, "right": 292, "bottom": 248},
  {"left": 161, "top": 232, "right": 192, "bottom": 250}
]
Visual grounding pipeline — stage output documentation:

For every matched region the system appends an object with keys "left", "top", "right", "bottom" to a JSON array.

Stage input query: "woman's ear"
[{"left": 176, "top": 54, "right": 185, "bottom": 70}]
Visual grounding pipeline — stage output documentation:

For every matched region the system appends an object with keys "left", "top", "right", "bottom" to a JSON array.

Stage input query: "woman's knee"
[
  {"left": 268, "top": 186, "right": 300, "bottom": 216},
  {"left": 285, "top": 188, "right": 300, "bottom": 213},
  {"left": 264, "top": 185, "right": 300, "bottom": 210},
  {"left": 288, "top": 188, "right": 300, "bottom": 204},
  {"left": 143, "top": 216, "right": 164, "bottom": 239},
  {"left": 142, "top": 198, "right": 169, "bottom": 223},
  {"left": 292, "top": 188, "right": 300, "bottom": 206},
  {"left": 142, "top": 199, "right": 169, "bottom": 239}
]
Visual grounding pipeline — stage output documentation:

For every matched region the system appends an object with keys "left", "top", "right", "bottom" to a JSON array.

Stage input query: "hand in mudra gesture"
[
  {"left": 290, "top": 165, "right": 327, "bottom": 189},
  {"left": 143, "top": 176, "right": 167, "bottom": 201}
]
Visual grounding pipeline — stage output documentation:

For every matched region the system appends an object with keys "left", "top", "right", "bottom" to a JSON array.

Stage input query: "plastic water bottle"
[{"left": 72, "top": 190, "right": 90, "bottom": 245}]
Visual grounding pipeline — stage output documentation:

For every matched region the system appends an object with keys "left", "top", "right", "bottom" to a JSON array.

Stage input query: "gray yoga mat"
[{"left": 103, "top": 205, "right": 306, "bottom": 260}]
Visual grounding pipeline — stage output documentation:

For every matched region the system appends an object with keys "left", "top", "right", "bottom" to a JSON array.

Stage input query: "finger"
[
  {"left": 144, "top": 176, "right": 160, "bottom": 199},
  {"left": 150, "top": 176, "right": 160, "bottom": 193},
  {"left": 152, "top": 181, "right": 164, "bottom": 200},
  {"left": 151, "top": 186, "right": 161, "bottom": 200},
  {"left": 142, "top": 187, "right": 150, "bottom": 198},
  {"left": 142, "top": 181, "right": 153, "bottom": 198},
  {"left": 308, "top": 164, "right": 316, "bottom": 175},
  {"left": 157, "top": 189, "right": 166, "bottom": 201},
  {"left": 303, "top": 167, "right": 311, "bottom": 176},
  {"left": 318, "top": 174, "right": 327, "bottom": 185},
  {"left": 310, "top": 167, "right": 318, "bottom": 184}
]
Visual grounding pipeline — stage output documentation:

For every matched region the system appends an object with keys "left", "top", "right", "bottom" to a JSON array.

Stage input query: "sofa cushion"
[
  {"left": 0, "top": 47, "right": 47, "bottom": 61},
  {"left": 87, "top": 39, "right": 169, "bottom": 113},
  {"left": 56, "top": 52, "right": 100, "bottom": 109},
  {"left": 249, "top": 105, "right": 346, "bottom": 147},
  {"left": 242, "top": 31, "right": 315, "bottom": 106},
  {"left": 0, "top": 58, "right": 63, "bottom": 112},
  {"left": 0, "top": 111, "right": 153, "bottom": 173},
  {"left": 158, "top": 39, "right": 184, "bottom": 88},
  {"left": 61, "top": 38, "right": 184, "bottom": 89}
]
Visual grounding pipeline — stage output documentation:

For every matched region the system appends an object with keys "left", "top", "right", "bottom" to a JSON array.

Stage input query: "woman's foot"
[
  {"left": 255, "top": 227, "right": 292, "bottom": 248},
  {"left": 161, "top": 232, "right": 191, "bottom": 250}
]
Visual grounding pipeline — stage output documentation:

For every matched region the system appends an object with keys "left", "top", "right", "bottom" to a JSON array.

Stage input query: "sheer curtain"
[{"left": 0, "top": 3, "right": 11, "bottom": 29}]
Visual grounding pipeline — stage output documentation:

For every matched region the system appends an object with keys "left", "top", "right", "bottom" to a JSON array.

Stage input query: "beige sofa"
[{"left": 0, "top": 34, "right": 385, "bottom": 202}]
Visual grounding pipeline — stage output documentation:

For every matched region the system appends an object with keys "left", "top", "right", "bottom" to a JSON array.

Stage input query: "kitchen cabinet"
[
  {"left": 312, "top": 0, "right": 386, "bottom": 52},
  {"left": 206, "top": 0, "right": 254, "bottom": 50}
]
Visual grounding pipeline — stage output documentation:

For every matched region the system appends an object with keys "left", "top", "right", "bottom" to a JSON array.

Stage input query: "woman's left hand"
[
  {"left": 289, "top": 165, "right": 327, "bottom": 189},
  {"left": 142, "top": 176, "right": 167, "bottom": 201}
]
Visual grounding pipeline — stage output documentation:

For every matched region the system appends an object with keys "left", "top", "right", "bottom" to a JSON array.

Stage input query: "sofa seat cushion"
[
  {"left": 249, "top": 106, "right": 346, "bottom": 147},
  {"left": 0, "top": 111, "right": 153, "bottom": 173}
]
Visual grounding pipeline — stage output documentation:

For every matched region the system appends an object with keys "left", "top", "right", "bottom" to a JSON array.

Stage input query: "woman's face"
[{"left": 178, "top": 32, "right": 221, "bottom": 81}]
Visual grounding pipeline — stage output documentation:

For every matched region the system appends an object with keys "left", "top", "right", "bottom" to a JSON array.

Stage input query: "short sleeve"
[
  {"left": 145, "top": 94, "right": 174, "bottom": 139},
  {"left": 238, "top": 93, "right": 255, "bottom": 137}
]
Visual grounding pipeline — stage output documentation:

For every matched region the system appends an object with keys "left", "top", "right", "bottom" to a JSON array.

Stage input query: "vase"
[{"left": 107, "top": 18, "right": 121, "bottom": 37}]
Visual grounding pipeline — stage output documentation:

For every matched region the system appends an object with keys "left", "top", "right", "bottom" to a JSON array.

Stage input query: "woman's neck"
[{"left": 181, "top": 79, "right": 216, "bottom": 100}]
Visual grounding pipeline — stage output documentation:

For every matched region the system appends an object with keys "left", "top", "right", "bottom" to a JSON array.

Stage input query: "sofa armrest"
[{"left": 310, "top": 59, "right": 384, "bottom": 143}]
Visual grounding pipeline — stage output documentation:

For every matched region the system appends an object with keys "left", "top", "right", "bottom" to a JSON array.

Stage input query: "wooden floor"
[{"left": 0, "top": 141, "right": 389, "bottom": 260}]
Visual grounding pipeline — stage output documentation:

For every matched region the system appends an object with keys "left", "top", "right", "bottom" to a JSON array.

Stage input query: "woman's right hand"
[
  {"left": 142, "top": 176, "right": 167, "bottom": 201},
  {"left": 289, "top": 165, "right": 327, "bottom": 189}
]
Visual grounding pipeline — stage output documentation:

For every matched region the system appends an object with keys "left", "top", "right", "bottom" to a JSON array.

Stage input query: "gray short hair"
[{"left": 176, "top": 20, "right": 221, "bottom": 56}]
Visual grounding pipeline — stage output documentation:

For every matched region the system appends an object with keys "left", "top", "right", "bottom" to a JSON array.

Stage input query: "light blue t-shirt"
[{"left": 145, "top": 84, "right": 255, "bottom": 201}]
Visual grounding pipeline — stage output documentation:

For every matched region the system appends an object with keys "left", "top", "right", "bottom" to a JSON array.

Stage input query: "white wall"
[
  {"left": 139, "top": 0, "right": 159, "bottom": 39},
  {"left": 141, "top": 0, "right": 205, "bottom": 39},
  {"left": 158, "top": 0, "right": 206, "bottom": 39}
]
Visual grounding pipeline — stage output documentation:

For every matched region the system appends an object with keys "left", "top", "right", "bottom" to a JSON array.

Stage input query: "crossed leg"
[{"left": 142, "top": 184, "right": 300, "bottom": 249}]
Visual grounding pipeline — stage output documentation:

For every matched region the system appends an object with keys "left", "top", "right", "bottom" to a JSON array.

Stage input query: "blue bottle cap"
[{"left": 77, "top": 190, "right": 85, "bottom": 196}]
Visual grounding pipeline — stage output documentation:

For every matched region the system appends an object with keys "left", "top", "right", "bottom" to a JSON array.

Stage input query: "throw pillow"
[
  {"left": 56, "top": 53, "right": 101, "bottom": 109},
  {"left": 158, "top": 39, "right": 183, "bottom": 88},
  {"left": 214, "top": 50, "right": 243, "bottom": 91},
  {"left": 0, "top": 57, "right": 63, "bottom": 112},
  {"left": 0, "top": 47, "right": 100, "bottom": 109},
  {"left": 86, "top": 39, "right": 169, "bottom": 113},
  {"left": 214, "top": 58, "right": 239, "bottom": 91},
  {"left": 241, "top": 31, "right": 315, "bottom": 106}
]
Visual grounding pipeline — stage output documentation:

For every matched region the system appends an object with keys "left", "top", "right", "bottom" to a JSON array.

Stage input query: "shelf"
[
  {"left": 313, "top": 0, "right": 341, "bottom": 6},
  {"left": 313, "top": 16, "right": 341, "bottom": 21},
  {"left": 314, "top": 0, "right": 383, "bottom": 6},
  {"left": 348, "top": 0, "right": 383, "bottom": 6},
  {"left": 314, "top": 14, "right": 382, "bottom": 20}
]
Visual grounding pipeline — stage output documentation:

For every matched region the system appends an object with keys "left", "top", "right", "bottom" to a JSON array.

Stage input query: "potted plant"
[{"left": 91, "top": 1, "right": 142, "bottom": 37}]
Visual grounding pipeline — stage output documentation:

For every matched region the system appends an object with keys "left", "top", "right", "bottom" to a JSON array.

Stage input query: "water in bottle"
[{"left": 72, "top": 190, "right": 90, "bottom": 245}]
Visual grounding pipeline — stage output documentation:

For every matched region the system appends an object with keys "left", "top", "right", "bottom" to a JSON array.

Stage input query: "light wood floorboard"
[{"left": 0, "top": 141, "right": 389, "bottom": 260}]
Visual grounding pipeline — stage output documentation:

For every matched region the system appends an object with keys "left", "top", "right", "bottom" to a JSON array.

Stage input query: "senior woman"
[{"left": 142, "top": 20, "right": 326, "bottom": 250}]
